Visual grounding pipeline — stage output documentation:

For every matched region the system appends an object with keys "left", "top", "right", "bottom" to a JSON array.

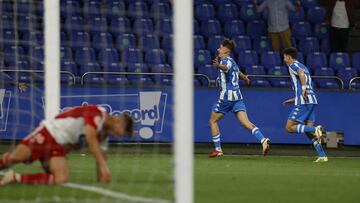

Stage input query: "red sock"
[
  {"left": 20, "top": 173, "right": 54, "bottom": 184},
  {"left": 0, "top": 152, "right": 10, "bottom": 170}
]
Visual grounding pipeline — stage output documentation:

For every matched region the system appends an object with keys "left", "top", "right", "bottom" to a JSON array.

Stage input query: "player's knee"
[{"left": 8, "top": 153, "right": 25, "bottom": 164}]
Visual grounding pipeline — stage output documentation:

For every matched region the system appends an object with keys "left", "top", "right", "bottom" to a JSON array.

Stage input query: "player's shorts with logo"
[
  {"left": 212, "top": 99, "right": 247, "bottom": 114},
  {"left": 288, "top": 104, "right": 316, "bottom": 123}
]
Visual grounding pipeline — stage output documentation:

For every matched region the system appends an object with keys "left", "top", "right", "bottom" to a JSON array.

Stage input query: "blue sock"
[
  {"left": 296, "top": 124, "right": 316, "bottom": 134},
  {"left": 252, "top": 127, "right": 265, "bottom": 142},
  {"left": 212, "top": 134, "right": 221, "bottom": 151},
  {"left": 312, "top": 138, "right": 327, "bottom": 157}
]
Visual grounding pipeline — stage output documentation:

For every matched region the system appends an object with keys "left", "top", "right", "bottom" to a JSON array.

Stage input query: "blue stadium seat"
[
  {"left": 1, "top": 15, "right": 14, "bottom": 29},
  {"left": 109, "top": 17, "right": 131, "bottom": 36},
  {"left": 194, "top": 0, "right": 208, "bottom": 5},
  {"left": 151, "top": 2, "right": 171, "bottom": 19},
  {"left": 79, "top": 62, "right": 102, "bottom": 76},
  {"left": 105, "top": 75, "right": 130, "bottom": 86},
  {"left": 289, "top": 6, "right": 305, "bottom": 23},
  {"left": 3, "top": 45, "right": 26, "bottom": 67},
  {"left": 314, "top": 79, "right": 340, "bottom": 89},
  {"left": 246, "top": 20, "right": 267, "bottom": 39},
  {"left": 151, "top": 63, "right": 173, "bottom": 85},
  {"left": 237, "top": 50, "right": 258, "bottom": 69},
  {"left": 195, "top": 3, "right": 216, "bottom": 21},
  {"left": 320, "top": 38, "right": 331, "bottom": 54},
  {"left": 63, "top": 15, "right": 84, "bottom": 32},
  {"left": 224, "top": 20, "right": 245, "bottom": 38},
  {"left": 115, "top": 33, "right": 137, "bottom": 50},
  {"left": 133, "top": 18, "right": 154, "bottom": 36},
  {"left": 245, "top": 65, "right": 266, "bottom": 75},
  {"left": 297, "top": 52, "right": 305, "bottom": 64},
  {"left": 145, "top": 49, "right": 167, "bottom": 65},
  {"left": 207, "top": 35, "right": 225, "bottom": 55},
  {"left": 139, "top": 34, "right": 160, "bottom": 51},
  {"left": 268, "top": 78, "right": 291, "bottom": 88},
  {"left": 0, "top": 1, "right": 13, "bottom": 15},
  {"left": 240, "top": 4, "right": 260, "bottom": 22},
  {"left": 92, "top": 32, "right": 114, "bottom": 51},
  {"left": 7, "top": 60, "right": 29, "bottom": 70},
  {"left": 314, "top": 23, "right": 329, "bottom": 39},
  {"left": 60, "top": 0, "right": 81, "bottom": 17},
  {"left": 155, "top": 18, "right": 173, "bottom": 36},
  {"left": 127, "top": 63, "right": 149, "bottom": 80},
  {"left": 250, "top": 78, "right": 271, "bottom": 87},
  {"left": 122, "top": 48, "right": 143, "bottom": 64},
  {"left": 83, "top": 75, "right": 106, "bottom": 85},
  {"left": 128, "top": 1, "right": 149, "bottom": 19},
  {"left": 194, "top": 19, "right": 200, "bottom": 34},
  {"left": 69, "top": 31, "right": 91, "bottom": 48},
  {"left": 61, "top": 31, "right": 68, "bottom": 46},
  {"left": 352, "top": 52, "right": 360, "bottom": 70},
  {"left": 97, "top": 48, "right": 120, "bottom": 68},
  {"left": 260, "top": 51, "right": 281, "bottom": 69},
  {"left": 329, "top": 52, "right": 350, "bottom": 71},
  {"left": 88, "top": 17, "right": 108, "bottom": 36},
  {"left": 201, "top": 19, "right": 222, "bottom": 38},
  {"left": 234, "top": 0, "right": 254, "bottom": 6},
  {"left": 337, "top": 67, "right": 357, "bottom": 88},
  {"left": 17, "top": 16, "right": 38, "bottom": 32},
  {"left": 267, "top": 66, "right": 289, "bottom": 75},
  {"left": 83, "top": 1, "right": 102, "bottom": 19},
  {"left": 194, "top": 49, "right": 212, "bottom": 68},
  {"left": 153, "top": 77, "right": 172, "bottom": 86},
  {"left": 194, "top": 35, "right": 205, "bottom": 50},
  {"left": 1, "top": 29, "right": 16, "bottom": 46},
  {"left": 299, "top": 37, "right": 319, "bottom": 56},
  {"left": 161, "top": 34, "right": 173, "bottom": 51},
  {"left": 74, "top": 47, "right": 97, "bottom": 66},
  {"left": 307, "top": 6, "right": 326, "bottom": 24},
  {"left": 60, "top": 47, "right": 73, "bottom": 61},
  {"left": 104, "top": 0, "right": 126, "bottom": 18},
  {"left": 217, "top": 3, "right": 238, "bottom": 22},
  {"left": 212, "top": 0, "right": 232, "bottom": 5},
  {"left": 292, "top": 21, "right": 311, "bottom": 40},
  {"left": 197, "top": 64, "right": 218, "bottom": 81},
  {"left": 313, "top": 67, "right": 335, "bottom": 76},
  {"left": 61, "top": 61, "right": 78, "bottom": 76},
  {"left": 104, "top": 63, "right": 127, "bottom": 72},
  {"left": 302, "top": 0, "right": 320, "bottom": 9},
  {"left": 253, "top": 36, "right": 271, "bottom": 54},
  {"left": 233, "top": 35, "right": 251, "bottom": 53},
  {"left": 306, "top": 52, "right": 327, "bottom": 70},
  {"left": 28, "top": 46, "right": 44, "bottom": 66}
]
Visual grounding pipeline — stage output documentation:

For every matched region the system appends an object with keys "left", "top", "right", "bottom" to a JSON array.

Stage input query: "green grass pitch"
[{"left": 1, "top": 153, "right": 360, "bottom": 203}]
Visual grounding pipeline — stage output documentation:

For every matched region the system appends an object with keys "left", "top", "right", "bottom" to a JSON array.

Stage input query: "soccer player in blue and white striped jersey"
[
  {"left": 282, "top": 47, "right": 328, "bottom": 162},
  {"left": 208, "top": 39, "right": 270, "bottom": 158}
]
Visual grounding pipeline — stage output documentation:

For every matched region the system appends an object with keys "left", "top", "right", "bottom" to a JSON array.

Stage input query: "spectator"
[
  {"left": 253, "top": 0, "right": 301, "bottom": 51},
  {"left": 319, "top": 0, "right": 360, "bottom": 52}
]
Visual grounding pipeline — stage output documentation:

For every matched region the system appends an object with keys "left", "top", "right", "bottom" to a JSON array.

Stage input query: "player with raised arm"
[
  {"left": 282, "top": 47, "right": 328, "bottom": 163},
  {"left": 0, "top": 105, "right": 134, "bottom": 185},
  {"left": 208, "top": 39, "right": 270, "bottom": 158}
]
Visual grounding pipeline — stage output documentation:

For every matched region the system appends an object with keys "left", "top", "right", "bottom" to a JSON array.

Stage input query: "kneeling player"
[{"left": 0, "top": 105, "right": 134, "bottom": 185}]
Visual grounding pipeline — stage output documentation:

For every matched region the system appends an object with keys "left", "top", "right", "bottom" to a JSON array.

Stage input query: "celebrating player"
[
  {"left": 0, "top": 105, "right": 134, "bottom": 185},
  {"left": 208, "top": 39, "right": 270, "bottom": 158},
  {"left": 282, "top": 47, "right": 328, "bottom": 162}
]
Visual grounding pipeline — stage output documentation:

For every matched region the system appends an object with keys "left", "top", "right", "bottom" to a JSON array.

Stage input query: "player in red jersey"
[{"left": 0, "top": 105, "right": 134, "bottom": 185}]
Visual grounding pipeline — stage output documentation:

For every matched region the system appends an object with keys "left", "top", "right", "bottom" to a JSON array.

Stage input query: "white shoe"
[
  {"left": 315, "top": 125, "right": 324, "bottom": 143},
  {"left": 262, "top": 138, "right": 270, "bottom": 156},
  {"left": 0, "top": 170, "right": 17, "bottom": 185},
  {"left": 314, "top": 157, "right": 328, "bottom": 163}
]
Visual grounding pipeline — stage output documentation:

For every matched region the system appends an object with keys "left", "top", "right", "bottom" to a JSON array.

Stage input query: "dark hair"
[
  {"left": 123, "top": 114, "right": 135, "bottom": 137},
  {"left": 221, "top": 39, "right": 236, "bottom": 53},
  {"left": 282, "top": 47, "right": 298, "bottom": 59}
]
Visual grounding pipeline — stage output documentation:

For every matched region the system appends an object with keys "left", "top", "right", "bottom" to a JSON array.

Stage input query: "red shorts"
[{"left": 21, "top": 125, "right": 67, "bottom": 163}]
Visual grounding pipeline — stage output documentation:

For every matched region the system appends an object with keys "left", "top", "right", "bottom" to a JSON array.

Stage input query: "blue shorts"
[
  {"left": 288, "top": 104, "right": 316, "bottom": 124},
  {"left": 212, "top": 99, "right": 247, "bottom": 114}
]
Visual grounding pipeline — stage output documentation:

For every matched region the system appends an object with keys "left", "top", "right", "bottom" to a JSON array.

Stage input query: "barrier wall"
[{"left": 1, "top": 86, "right": 359, "bottom": 145}]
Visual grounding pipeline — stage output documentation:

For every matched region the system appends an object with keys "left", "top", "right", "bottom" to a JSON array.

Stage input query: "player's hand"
[
  {"left": 244, "top": 75, "right": 251, "bottom": 86},
  {"left": 212, "top": 57, "right": 219, "bottom": 68},
  {"left": 302, "top": 90, "right": 307, "bottom": 101},
  {"left": 283, "top": 98, "right": 295, "bottom": 106},
  {"left": 98, "top": 164, "right": 111, "bottom": 183}
]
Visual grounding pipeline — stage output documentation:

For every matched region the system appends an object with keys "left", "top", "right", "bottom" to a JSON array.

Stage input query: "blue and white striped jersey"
[
  {"left": 288, "top": 61, "right": 318, "bottom": 105},
  {"left": 218, "top": 56, "right": 243, "bottom": 101}
]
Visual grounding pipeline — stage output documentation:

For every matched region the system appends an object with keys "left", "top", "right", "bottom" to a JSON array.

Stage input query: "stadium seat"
[
  {"left": 288, "top": 6, "right": 305, "bottom": 23},
  {"left": 299, "top": 37, "right": 320, "bottom": 56},
  {"left": 194, "top": 19, "right": 200, "bottom": 34},
  {"left": 79, "top": 62, "right": 102, "bottom": 76},
  {"left": 246, "top": 20, "right": 267, "bottom": 39},
  {"left": 337, "top": 67, "right": 358, "bottom": 88},
  {"left": 194, "top": 49, "right": 212, "bottom": 68},
  {"left": 234, "top": 0, "right": 254, "bottom": 6},
  {"left": 92, "top": 32, "right": 114, "bottom": 51},
  {"left": 306, "top": 52, "right": 327, "bottom": 70},
  {"left": 74, "top": 47, "right": 97, "bottom": 66},
  {"left": 302, "top": 0, "right": 320, "bottom": 9},
  {"left": 207, "top": 35, "right": 225, "bottom": 55},
  {"left": 115, "top": 33, "right": 137, "bottom": 50},
  {"left": 151, "top": 63, "right": 173, "bottom": 84},
  {"left": 268, "top": 78, "right": 291, "bottom": 88},
  {"left": 292, "top": 21, "right": 311, "bottom": 40},
  {"left": 297, "top": 52, "right": 305, "bottom": 64},
  {"left": 314, "top": 78, "right": 340, "bottom": 89},
  {"left": 307, "top": 6, "right": 326, "bottom": 24},
  {"left": 63, "top": 16, "right": 84, "bottom": 32},
  {"left": 352, "top": 52, "right": 360, "bottom": 70},
  {"left": 3, "top": 45, "right": 26, "bottom": 67},
  {"left": 121, "top": 48, "right": 143, "bottom": 64},
  {"left": 30, "top": 61, "right": 44, "bottom": 70},
  {"left": 250, "top": 78, "right": 271, "bottom": 87},
  {"left": 128, "top": 1, "right": 149, "bottom": 19},
  {"left": 155, "top": 18, "right": 173, "bottom": 36},
  {"left": 133, "top": 18, "right": 154, "bottom": 36},
  {"left": 60, "top": 0, "right": 81, "bottom": 17},
  {"left": 61, "top": 31, "right": 68, "bottom": 46},
  {"left": 127, "top": 63, "right": 149, "bottom": 80},
  {"left": 69, "top": 31, "right": 91, "bottom": 48},
  {"left": 151, "top": 2, "right": 172, "bottom": 19},
  {"left": 201, "top": 19, "right": 222, "bottom": 38},
  {"left": 88, "top": 17, "right": 108, "bottom": 36},
  {"left": 197, "top": 64, "right": 218, "bottom": 81},
  {"left": 350, "top": 80, "right": 360, "bottom": 90},
  {"left": 217, "top": 3, "right": 238, "bottom": 22},
  {"left": 245, "top": 65, "right": 266, "bottom": 75},
  {"left": 60, "top": 47, "right": 73, "bottom": 61},
  {"left": 7, "top": 60, "right": 29, "bottom": 70},
  {"left": 212, "top": 0, "right": 232, "bottom": 5},
  {"left": 28, "top": 46, "right": 44, "bottom": 65},
  {"left": 320, "top": 38, "right": 331, "bottom": 54},
  {"left": 195, "top": 3, "right": 216, "bottom": 21},
  {"left": 194, "top": 35, "right": 205, "bottom": 50},
  {"left": 233, "top": 35, "right": 252, "bottom": 53},
  {"left": 83, "top": 75, "right": 106, "bottom": 85},
  {"left": 139, "top": 34, "right": 160, "bottom": 51},
  {"left": 253, "top": 36, "right": 271, "bottom": 54},
  {"left": 1, "top": 15, "right": 14, "bottom": 29},
  {"left": 61, "top": 61, "right": 78, "bottom": 76},
  {"left": 104, "top": 63, "right": 127, "bottom": 72},
  {"left": 97, "top": 48, "right": 120, "bottom": 68},
  {"left": 267, "top": 66, "right": 289, "bottom": 75},
  {"left": 83, "top": 1, "right": 102, "bottom": 19},
  {"left": 260, "top": 51, "right": 281, "bottom": 69},
  {"left": 145, "top": 49, "right": 167, "bottom": 65},
  {"left": 161, "top": 34, "right": 173, "bottom": 51},
  {"left": 104, "top": 0, "right": 126, "bottom": 18},
  {"left": 240, "top": 4, "right": 260, "bottom": 22},
  {"left": 329, "top": 52, "right": 350, "bottom": 71},
  {"left": 153, "top": 77, "right": 171, "bottom": 86},
  {"left": 1, "top": 29, "right": 17, "bottom": 46},
  {"left": 224, "top": 20, "right": 245, "bottom": 38},
  {"left": 314, "top": 23, "right": 329, "bottom": 39},
  {"left": 237, "top": 50, "right": 258, "bottom": 69},
  {"left": 194, "top": 0, "right": 209, "bottom": 5},
  {"left": 0, "top": 1, "right": 13, "bottom": 15},
  {"left": 105, "top": 75, "right": 130, "bottom": 86},
  {"left": 17, "top": 16, "right": 38, "bottom": 32},
  {"left": 313, "top": 67, "right": 335, "bottom": 76},
  {"left": 109, "top": 17, "right": 131, "bottom": 36}
]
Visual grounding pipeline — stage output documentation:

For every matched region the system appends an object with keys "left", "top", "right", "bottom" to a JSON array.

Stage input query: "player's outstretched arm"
[
  {"left": 84, "top": 125, "right": 111, "bottom": 183},
  {"left": 283, "top": 98, "right": 295, "bottom": 105},
  {"left": 239, "top": 71, "right": 250, "bottom": 85}
]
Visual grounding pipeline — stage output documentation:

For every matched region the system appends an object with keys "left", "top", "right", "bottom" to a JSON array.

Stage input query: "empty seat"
[
  {"left": 83, "top": 1, "right": 102, "bottom": 19},
  {"left": 313, "top": 67, "right": 335, "bottom": 76},
  {"left": 74, "top": 47, "right": 97, "bottom": 66},
  {"left": 289, "top": 6, "right": 305, "bottom": 23},
  {"left": 306, "top": 52, "right": 327, "bottom": 70},
  {"left": 17, "top": 16, "right": 38, "bottom": 32},
  {"left": 253, "top": 36, "right": 271, "bottom": 54},
  {"left": 104, "top": 0, "right": 126, "bottom": 18},
  {"left": 103, "top": 63, "right": 127, "bottom": 72},
  {"left": 234, "top": 0, "right": 253, "bottom": 6},
  {"left": 1, "top": 15, "right": 14, "bottom": 29},
  {"left": 194, "top": 35, "right": 205, "bottom": 50},
  {"left": 314, "top": 23, "right": 329, "bottom": 39},
  {"left": 194, "top": 49, "right": 212, "bottom": 68},
  {"left": 151, "top": 2, "right": 171, "bottom": 19},
  {"left": 245, "top": 65, "right": 266, "bottom": 75},
  {"left": 3, "top": 45, "right": 26, "bottom": 66},
  {"left": 307, "top": 6, "right": 326, "bottom": 24},
  {"left": 133, "top": 18, "right": 154, "bottom": 36},
  {"left": 352, "top": 52, "right": 360, "bottom": 70},
  {"left": 194, "top": 19, "right": 200, "bottom": 34},
  {"left": 83, "top": 75, "right": 105, "bottom": 85},
  {"left": 79, "top": 62, "right": 102, "bottom": 76},
  {"left": 1, "top": 29, "right": 17, "bottom": 46},
  {"left": 105, "top": 75, "right": 130, "bottom": 86},
  {"left": 320, "top": 38, "right": 331, "bottom": 54},
  {"left": 195, "top": 3, "right": 216, "bottom": 21},
  {"left": 122, "top": 48, "right": 143, "bottom": 64},
  {"left": 207, "top": 35, "right": 225, "bottom": 55},
  {"left": 246, "top": 20, "right": 267, "bottom": 39},
  {"left": 299, "top": 37, "right": 319, "bottom": 56},
  {"left": 292, "top": 21, "right": 311, "bottom": 40},
  {"left": 268, "top": 78, "right": 291, "bottom": 88},
  {"left": 98, "top": 48, "right": 120, "bottom": 68},
  {"left": 237, "top": 50, "right": 258, "bottom": 69},
  {"left": 7, "top": 60, "right": 29, "bottom": 70},
  {"left": 69, "top": 31, "right": 91, "bottom": 48},
  {"left": 161, "top": 34, "right": 173, "bottom": 51},
  {"left": 92, "top": 32, "right": 114, "bottom": 50},
  {"left": 329, "top": 52, "right": 350, "bottom": 71},
  {"left": 155, "top": 18, "right": 173, "bottom": 36},
  {"left": 145, "top": 49, "right": 167, "bottom": 65},
  {"left": 60, "top": 47, "right": 73, "bottom": 61},
  {"left": 60, "top": 0, "right": 81, "bottom": 17},
  {"left": 224, "top": 20, "right": 245, "bottom": 38},
  {"left": 240, "top": 4, "right": 260, "bottom": 22},
  {"left": 128, "top": 1, "right": 149, "bottom": 19},
  {"left": 267, "top": 66, "right": 289, "bottom": 75},
  {"left": 197, "top": 64, "right": 218, "bottom": 83},
  {"left": 233, "top": 35, "right": 251, "bottom": 53},
  {"left": 260, "top": 51, "right": 281, "bottom": 69},
  {"left": 63, "top": 16, "right": 85, "bottom": 32},
  {"left": 61, "top": 61, "right": 78, "bottom": 76},
  {"left": 127, "top": 63, "right": 150, "bottom": 81},
  {"left": 250, "top": 78, "right": 271, "bottom": 87},
  {"left": 151, "top": 63, "right": 173, "bottom": 83},
  {"left": 296, "top": 52, "right": 305, "bottom": 64},
  {"left": 201, "top": 19, "right": 222, "bottom": 38},
  {"left": 314, "top": 78, "right": 340, "bottom": 89},
  {"left": 116, "top": 33, "right": 137, "bottom": 50},
  {"left": 302, "top": 0, "right": 320, "bottom": 9},
  {"left": 139, "top": 34, "right": 160, "bottom": 51},
  {"left": 218, "top": 3, "right": 238, "bottom": 22},
  {"left": 88, "top": 17, "right": 108, "bottom": 36},
  {"left": 109, "top": 17, "right": 131, "bottom": 36},
  {"left": 28, "top": 46, "right": 44, "bottom": 65},
  {"left": 337, "top": 67, "right": 357, "bottom": 88}
]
